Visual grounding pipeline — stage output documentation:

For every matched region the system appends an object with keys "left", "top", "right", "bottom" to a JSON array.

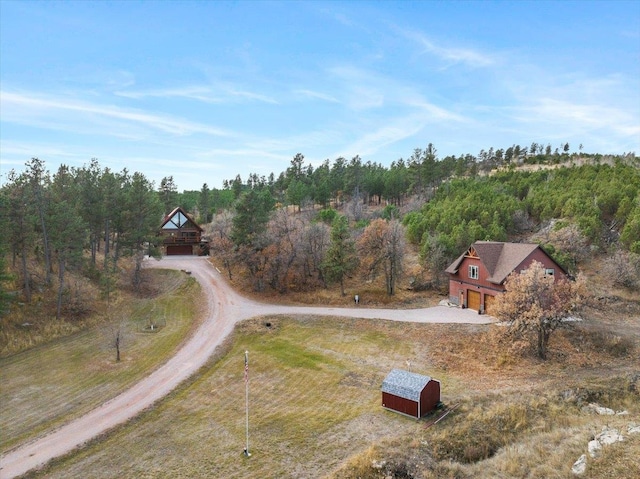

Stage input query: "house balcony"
[{"left": 162, "top": 234, "right": 201, "bottom": 245}]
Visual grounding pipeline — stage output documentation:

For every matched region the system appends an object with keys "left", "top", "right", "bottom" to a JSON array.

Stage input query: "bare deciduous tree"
[
  {"left": 208, "top": 211, "right": 236, "bottom": 279},
  {"left": 603, "top": 249, "right": 640, "bottom": 289},
  {"left": 547, "top": 222, "right": 590, "bottom": 271},
  {"left": 357, "top": 219, "right": 406, "bottom": 295},
  {"left": 419, "top": 233, "right": 448, "bottom": 289},
  {"left": 492, "top": 261, "right": 584, "bottom": 360},
  {"left": 102, "top": 316, "right": 133, "bottom": 362},
  {"left": 301, "top": 222, "right": 330, "bottom": 287},
  {"left": 264, "top": 208, "right": 302, "bottom": 292}
]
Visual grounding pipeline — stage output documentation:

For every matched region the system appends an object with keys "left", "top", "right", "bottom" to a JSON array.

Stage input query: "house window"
[
  {"left": 545, "top": 268, "right": 555, "bottom": 276},
  {"left": 468, "top": 265, "right": 479, "bottom": 280}
]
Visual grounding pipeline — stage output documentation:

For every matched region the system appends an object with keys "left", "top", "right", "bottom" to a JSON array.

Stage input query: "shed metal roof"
[{"left": 381, "top": 369, "right": 434, "bottom": 402}]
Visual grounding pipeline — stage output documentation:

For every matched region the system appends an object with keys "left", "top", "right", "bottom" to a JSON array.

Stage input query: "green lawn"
[{"left": 0, "top": 270, "right": 200, "bottom": 452}]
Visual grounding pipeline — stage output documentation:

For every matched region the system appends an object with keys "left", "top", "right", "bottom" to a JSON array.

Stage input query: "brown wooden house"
[
  {"left": 159, "top": 207, "right": 206, "bottom": 256},
  {"left": 382, "top": 369, "right": 441, "bottom": 419},
  {"left": 445, "top": 241, "right": 568, "bottom": 314}
]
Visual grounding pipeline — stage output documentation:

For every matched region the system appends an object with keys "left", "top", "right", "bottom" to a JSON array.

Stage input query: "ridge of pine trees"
[{"left": 1, "top": 147, "right": 639, "bottom": 314}]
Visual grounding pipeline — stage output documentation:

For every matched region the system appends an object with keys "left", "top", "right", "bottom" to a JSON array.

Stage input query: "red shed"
[{"left": 381, "top": 369, "right": 440, "bottom": 419}]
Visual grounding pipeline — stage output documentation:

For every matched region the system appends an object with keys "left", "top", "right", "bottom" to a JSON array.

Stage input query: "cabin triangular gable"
[
  {"left": 444, "top": 244, "right": 479, "bottom": 275},
  {"left": 465, "top": 246, "right": 479, "bottom": 259},
  {"left": 160, "top": 207, "right": 203, "bottom": 232}
]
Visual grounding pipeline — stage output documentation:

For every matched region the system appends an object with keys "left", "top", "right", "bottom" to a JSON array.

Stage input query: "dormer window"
[{"left": 468, "top": 265, "right": 479, "bottom": 280}]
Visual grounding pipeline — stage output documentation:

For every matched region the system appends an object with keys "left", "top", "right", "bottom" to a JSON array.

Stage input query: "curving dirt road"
[{"left": 0, "top": 257, "right": 492, "bottom": 478}]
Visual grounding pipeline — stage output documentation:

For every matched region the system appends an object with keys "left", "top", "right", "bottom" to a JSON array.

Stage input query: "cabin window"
[
  {"left": 468, "top": 265, "right": 479, "bottom": 280},
  {"left": 545, "top": 268, "right": 555, "bottom": 276}
]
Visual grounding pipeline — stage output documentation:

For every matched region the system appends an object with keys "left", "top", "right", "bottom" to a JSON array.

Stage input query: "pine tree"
[{"left": 322, "top": 215, "right": 358, "bottom": 296}]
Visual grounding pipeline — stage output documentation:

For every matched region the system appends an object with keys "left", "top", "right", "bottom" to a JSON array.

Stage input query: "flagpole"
[{"left": 244, "top": 350, "right": 251, "bottom": 457}]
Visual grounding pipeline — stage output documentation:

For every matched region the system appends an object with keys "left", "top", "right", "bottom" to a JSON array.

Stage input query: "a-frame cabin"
[{"left": 159, "top": 207, "right": 206, "bottom": 255}]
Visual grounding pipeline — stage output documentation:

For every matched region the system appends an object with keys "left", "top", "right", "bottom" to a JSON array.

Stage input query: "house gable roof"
[
  {"left": 160, "top": 207, "right": 203, "bottom": 232},
  {"left": 445, "top": 241, "right": 546, "bottom": 284},
  {"left": 381, "top": 369, "right": 434, "bottom": 402}
]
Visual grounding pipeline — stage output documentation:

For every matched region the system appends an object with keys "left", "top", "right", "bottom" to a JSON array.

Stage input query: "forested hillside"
[
  {"left": 1, "top": 148, "right": 639, "bottom": 354},
  {"left": 405, "top": 162, "right": 640, "bottom": 280}
]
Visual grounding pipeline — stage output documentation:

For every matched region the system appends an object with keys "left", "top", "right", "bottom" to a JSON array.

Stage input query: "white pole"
[{"left": 244, "top": 350, "right": 251, "bottom": 457}]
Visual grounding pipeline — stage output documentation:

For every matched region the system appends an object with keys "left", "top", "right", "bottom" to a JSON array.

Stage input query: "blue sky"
[{"left": 1, "top": 0, "right": 639, "bottom": 191}]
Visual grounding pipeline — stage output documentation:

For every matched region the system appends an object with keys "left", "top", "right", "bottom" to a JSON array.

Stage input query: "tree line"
[
  {"left": 185, "top": 143, "right": 619, "bottom": 222},
  {"left": 1, "top": 158, "right": 162, "bottom": 319},
  {"left": 1, "top": 147, "right": 638, "bottom": 318},
  {"left": 211, "top": 158, "right": 638, "bottom": 296}
]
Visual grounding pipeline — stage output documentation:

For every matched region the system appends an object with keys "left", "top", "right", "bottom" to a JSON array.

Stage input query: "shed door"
[
  {"left": 467, "top": 290, "right": 481, "bottom": 311},
  {"left": 484, "top": 294, "right": 496, "bottom": 314},
  {"left": 166, "top": 245, "right": 193, "bottom": 256}
]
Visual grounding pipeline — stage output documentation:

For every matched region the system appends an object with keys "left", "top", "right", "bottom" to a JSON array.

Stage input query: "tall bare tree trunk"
[
  {"left": 104, "top": 218, "right": 110, "bottom": 270},
  {"left": 56, "top": 256, "right": 65, "bottom": 320},
  {"left": 21, "top": 246, "right": 31, "bottom": 303}
]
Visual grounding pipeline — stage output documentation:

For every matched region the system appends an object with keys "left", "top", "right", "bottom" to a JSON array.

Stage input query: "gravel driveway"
[{"left": 0, "top": 256, "right": 492, "bottom": 478}]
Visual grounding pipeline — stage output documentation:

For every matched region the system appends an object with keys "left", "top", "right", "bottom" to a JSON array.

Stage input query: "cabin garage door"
[
  {"left": 166, "top": 245, "right": 193, "bottom": 256},
  {"left": 467, "top": 290, "right": 481, "bottom": 311},
  {"left": 484, "top": 294, "right": 496, "bottom": 314}
]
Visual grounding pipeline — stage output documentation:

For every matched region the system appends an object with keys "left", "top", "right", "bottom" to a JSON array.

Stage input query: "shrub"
[{"left": 316, "top": 207, "right": 338, "bottom": 224}]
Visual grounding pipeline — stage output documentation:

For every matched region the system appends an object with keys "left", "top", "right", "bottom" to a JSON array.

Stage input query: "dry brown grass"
[
  {"left": 0, "top": 256, "right": 175, "bottom": 357},
  {"left": 0, "top": 269, "right": 201, "bottom": 452},
  {"left": 5, "top": 246, "right": 639, "bottom": 478},
  {"left": 331, "top": 378, "right": 640, "bottom": 479},
  {"left": 21, "top": 305, "right": 640, "bottom": 479},
  {"left": 210, "top": 256, "right": 442, "bottom": 309}
]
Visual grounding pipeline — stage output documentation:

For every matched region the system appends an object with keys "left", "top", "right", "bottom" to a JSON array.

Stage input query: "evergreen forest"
[{"left": 1, "top": 146, "right": 639, "bottom": 330}]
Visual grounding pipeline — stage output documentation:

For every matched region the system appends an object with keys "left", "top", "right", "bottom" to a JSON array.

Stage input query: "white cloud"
[
  {"left": 1, "top": 90, "right": 232, "bottom": 138},
  {"left": 116, "top": 82, "right": 277, "bottom": 104},
  {"left": 227, "top": 88, "right": 278, "bottom": 104},
  {"left": 402, "top": 30, "right": 496, "bottom": 68},
  {"left": 405, "top": 99, "right": 466, "bottom": 123},
  {"left": 340, "top": 114, "right": 426, "bottom": 158},
  {"left": 519, "top": 98, "right": 640, "bottom": 137},
  {"left": 115, "top": 86, "right": 223, "bottom": 103},
  {"left": 294, "top": 89, "right": 340, "bottom": 103},
  {"left": 499, "top": 69, "right": 640, "bottom": 147}
]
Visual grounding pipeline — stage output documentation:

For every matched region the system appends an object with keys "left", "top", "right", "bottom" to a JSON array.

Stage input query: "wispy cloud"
[
  {"left": 1, "top": 90, "right": 232, "bottom": 137},
  {"left": 518, "top": 98, "right": 640, "bottom": 137},
  {"left": 115, "top": 86, "right": 223, "bottom": 103},
  {"left": 501, "top": 70, "right": 640, "bottom": 143},
  {"left": 402, "top": 30, "right": 496, "bottom": 68},
  {"left": 200, "top": 147, "right": 289, "bottom": 161},
  {"left": 116, "top": 83, "right": 277, "bottom": 105},
  {"left": 327, "top": 65, "right": 387, "bottom": 110},
  {"left": 405, "top": 99, "right": 466, "bottom": 123},
  {"left": 228, "top": 88, "right": 277, "bottom": 104},
  {"left": 294, "top": 89, "right": 340, "bottom": 103},
  {"left": 341, "top": 113, "right": 428, "bottom": 159}
]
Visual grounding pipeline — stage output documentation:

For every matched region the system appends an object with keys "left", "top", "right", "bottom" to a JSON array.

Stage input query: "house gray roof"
[
  {"left": 445, "top": 241, "right": 540, "bottom": 284},
  {"left": 381, "top": 369, "right": 434, "bottom": 402}
]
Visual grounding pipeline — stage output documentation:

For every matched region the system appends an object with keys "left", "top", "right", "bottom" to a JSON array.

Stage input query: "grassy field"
[
  {"left": 0, "top": 270, "right": 201, "bottom": 452},
  {"left": 21, "top": 312, "right": 640, "bottom": 479},
  {"left": 335, "top": 385, "right": 640, "bottom": 479}
]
